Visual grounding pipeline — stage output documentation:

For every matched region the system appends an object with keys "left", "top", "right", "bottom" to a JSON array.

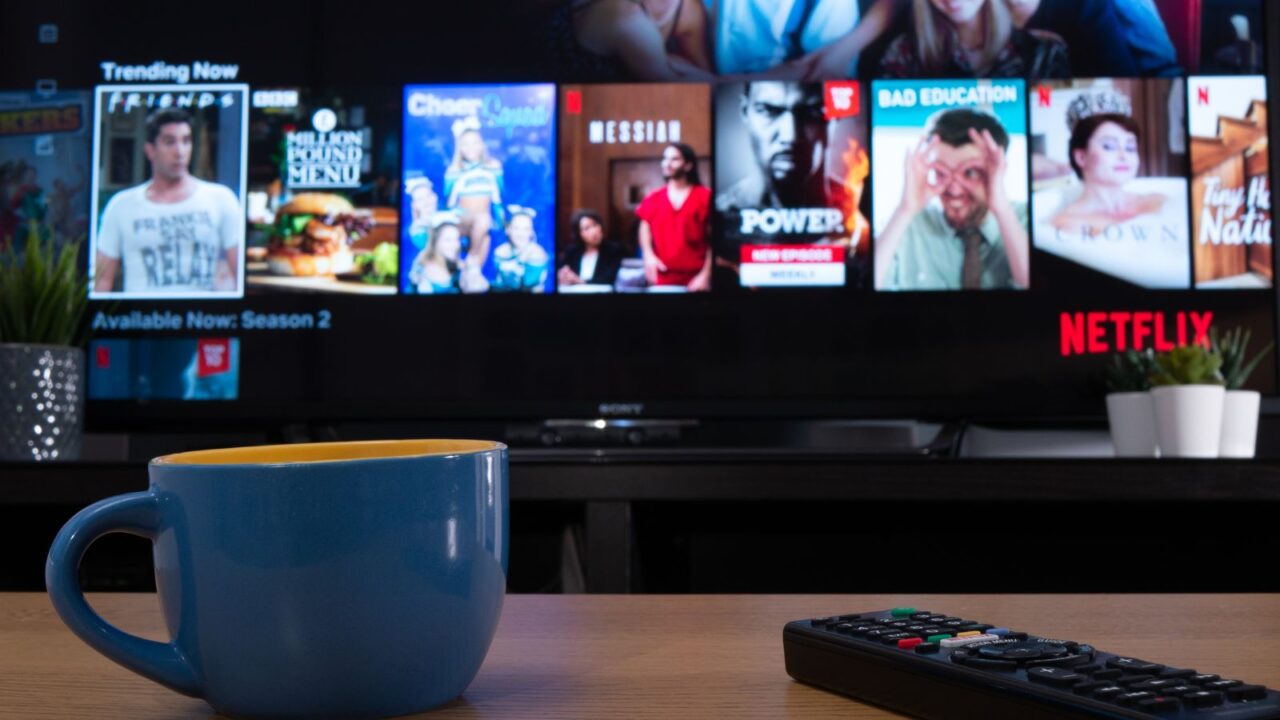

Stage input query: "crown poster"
[{"left": 1030, "top": 78, "right": 1190, "bottom": 290}]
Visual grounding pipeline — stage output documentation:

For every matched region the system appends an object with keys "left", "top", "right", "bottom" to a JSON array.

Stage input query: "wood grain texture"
[{"left": 3, "top": 593, "right": 1279, "bottom": 719}]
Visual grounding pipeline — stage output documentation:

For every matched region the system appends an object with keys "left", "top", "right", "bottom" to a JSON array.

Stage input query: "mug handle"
[{"left": 45, "top": 491, "right": 203, "bottom": 697}]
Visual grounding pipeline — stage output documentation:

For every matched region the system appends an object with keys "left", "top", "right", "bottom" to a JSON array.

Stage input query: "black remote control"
[{"left": 784, "top": 608, "right": 1280, "bottom": 719}]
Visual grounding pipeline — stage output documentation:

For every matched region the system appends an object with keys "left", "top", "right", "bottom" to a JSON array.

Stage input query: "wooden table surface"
[{"left": 3, "top": 593, "right": 1279, "bottom": 719}]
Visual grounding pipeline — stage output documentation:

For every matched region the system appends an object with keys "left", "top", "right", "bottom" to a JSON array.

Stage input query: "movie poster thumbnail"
[
  {"left": 535, "top": 1, "right": 716, "bottom": 82},
  {"left": 871, "top": 79, "right": 1029, "bottom": 292},
  {"left": 89, "top": 84, "right": 249, "bottom": 299},
  {"left": 401, "top": 84, "right": 556, "bottom": 294},
  {"left": 558, "top": 83, "right": 712, "bottom": 294},
  {"left": 88, "top": 337, "right": 240, "bottom": 401},
  {"left": 1189, "top": 75, "right": 1271, "bottom": 289},
  {"left": 244, "top": 87, "right": 400, "bottom": 295},
  {"left": 1199, "top": 0, "right": 1266, "bottom": 74},
  {"left": 713, "top": 0, "right": 858, "bottom": 79},
  {"left": 1030, "top": 78, "right": 1190, "bottom": 289},
  {"left": 714, "top": 80, "right": 867, "bottom": 289},
  {"left": 0, "top": 90, "right": 91, "bottom": 253}
]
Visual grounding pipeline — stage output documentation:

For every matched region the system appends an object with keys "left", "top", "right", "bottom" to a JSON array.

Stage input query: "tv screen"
[{"left": 0, "top": 0, "right": 1274, "bottom": 429}]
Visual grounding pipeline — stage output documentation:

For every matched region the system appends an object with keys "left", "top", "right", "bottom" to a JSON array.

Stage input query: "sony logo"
[{"left": 598, "top": 403, "right": 644, "bottom": 416}]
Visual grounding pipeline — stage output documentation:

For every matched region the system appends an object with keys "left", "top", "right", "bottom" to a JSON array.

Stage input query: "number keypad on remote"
[{"left": 786, "top": 608, "right": 1280, "bottom": 719}]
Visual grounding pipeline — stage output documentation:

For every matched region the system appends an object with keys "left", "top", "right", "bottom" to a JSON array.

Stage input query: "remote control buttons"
[
  {"left": 1226, "top": 684, "right": 1267, "bottom": 702},
  {"left": 1027, "top": 667, "right": 1084, "bottom": 688},
  {"left": 1106, "top": 657, "right": 1163, "bottom": 674},
  {"left": 1189, "top": 674, "right": 1220, "bottom": 684},
  {"left": 991, "top": 647, "right": 1043, "bottom": 661},
  {"left": 890, "top": 607, "right": 918, "bottom": 617},
  {"left": 1130, "top": 679, "right": 1189, "bottom": 693},
  {"left": 897, "top": 638, "right": 924, "bottom": 650},
  {"left": 913, "top": 642, "right": 940, "bottom": 654},
  {"left": 1204, "top": 680, "right": 1242, "bottom": 691},
  {"left": 974, "top": 640, "right": 1068, "bottom": 662},
  {"left": 1182, "top": 690, "right": 1225, "bottom": 708},
  {"left": 1092, "top": 687, "right": 1125, "bottom": 701},
  {"left": 1158, "top": 685, "right": 1197, "bottom": 697},
  {"left": 879, "top": 632, "right": 915, "bottom": 645},
  {"left": 1025, "top": 654, "right": 1093, "bottom": 670},
  {"left": 940, "top": 634, "right": 1000, "bottom": 649},
  {"left": 1157, "top": 668, "right": 1196, "bottom": 679},
  {"left": 1134, "top": 697, "right": 1180, "bottom": 713},
  {"left": 1115, "top": 691, "right": 1155, "bottom": 706}
]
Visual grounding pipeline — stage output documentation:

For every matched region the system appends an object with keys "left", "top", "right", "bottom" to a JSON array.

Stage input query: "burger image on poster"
[{"left": 267, "top": 193, "right": 371, "bottom": 277}]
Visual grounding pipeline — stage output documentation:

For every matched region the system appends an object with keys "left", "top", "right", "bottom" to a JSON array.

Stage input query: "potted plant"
[
  {"left": 0, "top": 224, "right": 89, "bottom": 461},
  {"left": 1104, "top": 348, "right": 1159, "bottom": 457},
  {"left": 1213, "top": 327, "right": 1274, "bottom": 458},
  {"left": 1148, "top": 344, "right": 1225, "bottom": 458}
]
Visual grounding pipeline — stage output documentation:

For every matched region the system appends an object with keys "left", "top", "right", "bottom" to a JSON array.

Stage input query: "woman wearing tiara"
[
  {"left": 492, "top": 207, "right": 550, "bottom": 293},
  {"left": 1037, "top": 88, "right": 1189, "bottom": 288},
  {"left": 445, "top": 122, "right": 503, "bottom": 293}
]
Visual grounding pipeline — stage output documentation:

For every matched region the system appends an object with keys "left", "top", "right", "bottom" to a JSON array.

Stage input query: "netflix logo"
[{"left": 1060, "top": 311, "right": 1213, "bottom": 356}]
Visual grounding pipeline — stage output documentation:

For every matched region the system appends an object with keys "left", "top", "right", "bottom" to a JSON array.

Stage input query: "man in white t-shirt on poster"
[{"left": 93, "top": 108, "right": 242, "bottom": 296}]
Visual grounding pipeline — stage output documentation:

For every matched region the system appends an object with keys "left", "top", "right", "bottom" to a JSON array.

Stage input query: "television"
[{"left": 1, "top": 0, "right": 1276, "bottom": 439}]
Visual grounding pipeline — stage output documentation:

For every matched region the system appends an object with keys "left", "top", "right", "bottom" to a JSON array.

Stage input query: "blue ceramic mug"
[{"left": 46, "top": 440, "right": 508, "bottom": 719}]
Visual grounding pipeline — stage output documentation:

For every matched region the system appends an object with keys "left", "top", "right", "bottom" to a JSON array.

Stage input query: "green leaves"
[
  {"left": 1105, "top": 348, "right": 1158, "bottom": 393},
  {"left": 0, "top": 222, "right": 89, "bottom": 347},
  {"left": 1212, "top": 326, "right": 1275, "bottom": 390},
  {"left": 1149, "top": 344, "right": 1225, "bottom": 387}
]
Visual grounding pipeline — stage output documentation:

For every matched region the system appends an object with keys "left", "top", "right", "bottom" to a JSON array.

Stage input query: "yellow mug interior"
[{"left": 153, "top": 439, "right": 503, "bottom": 466}]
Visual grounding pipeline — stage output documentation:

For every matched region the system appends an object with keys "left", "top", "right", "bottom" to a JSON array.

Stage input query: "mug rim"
[{"left": 151, "top": 439, "right": 506, "bottom": 467}]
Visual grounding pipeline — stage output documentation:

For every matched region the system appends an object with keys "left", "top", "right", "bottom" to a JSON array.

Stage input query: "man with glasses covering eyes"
[{"left": 876, "top": 108, "right": 1029, "bottom": 291}]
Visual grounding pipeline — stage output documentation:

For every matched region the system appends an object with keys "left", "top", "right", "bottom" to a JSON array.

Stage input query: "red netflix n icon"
[{"left": 1197, "top": 86, "right": 1209, "bottom": 105}]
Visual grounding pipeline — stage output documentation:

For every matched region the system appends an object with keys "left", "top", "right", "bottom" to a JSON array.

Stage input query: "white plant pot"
[
  {"left": 1151, "top": 385, "right": 1225, "bottom": 458},
  {"left": 1105, "top": 392, "right": 1159, "bottom": 457},
  {"left": 1219, "top": 389, "right": 1261, "bottom": 459}
]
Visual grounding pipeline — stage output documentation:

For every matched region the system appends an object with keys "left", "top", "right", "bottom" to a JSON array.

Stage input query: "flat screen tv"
[{"left": 1, "top": 0, "right": 1275, "bottom": 431}]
